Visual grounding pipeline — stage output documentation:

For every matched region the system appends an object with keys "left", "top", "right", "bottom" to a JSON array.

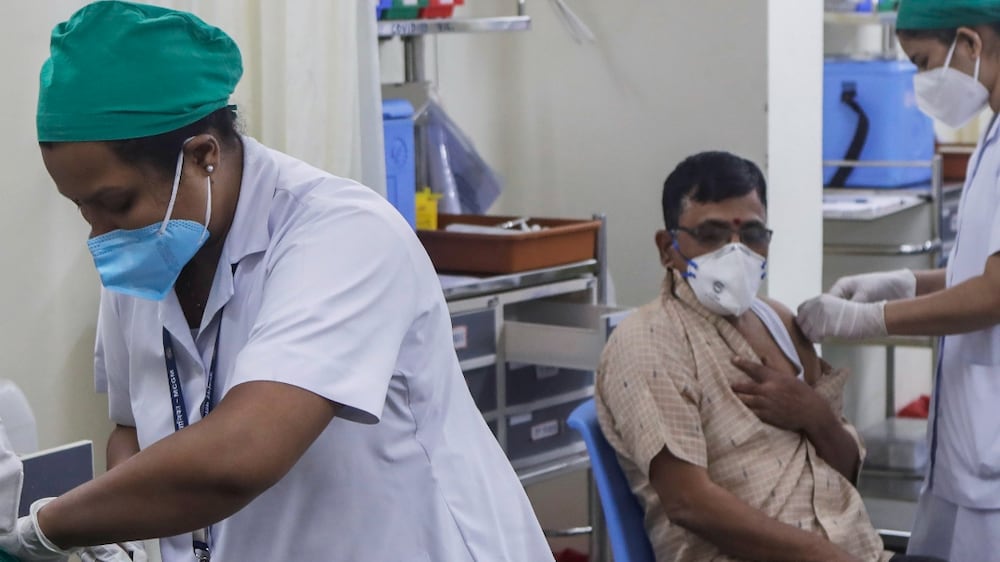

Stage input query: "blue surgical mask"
[{"left": 87, "top": 143, "right": 213, "bottom": 300}]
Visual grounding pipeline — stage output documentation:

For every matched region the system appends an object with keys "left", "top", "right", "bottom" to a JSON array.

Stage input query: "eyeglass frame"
[{"left": 671, "top": 221, "right": 773, "bottom": 251}]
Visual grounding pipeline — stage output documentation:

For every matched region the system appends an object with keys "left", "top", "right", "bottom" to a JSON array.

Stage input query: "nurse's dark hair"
[
  {"left": 40, "top": 107, "right": 241, "bottom": 180},
  {"left": 897, "top": 22, "right": 1000, "bottom": 45},
  {"left": 661, "top": 151, "right": 767, "bottom": 230}
]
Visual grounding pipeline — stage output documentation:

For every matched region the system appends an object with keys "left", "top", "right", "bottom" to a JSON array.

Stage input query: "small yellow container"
[{"left": 415, "top": 188, "right": 443, "bottom": 231}]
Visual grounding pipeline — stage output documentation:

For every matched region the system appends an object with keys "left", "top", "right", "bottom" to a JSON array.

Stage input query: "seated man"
[{"left": 596, "top": 152, "right": 939, "bottom": 562}]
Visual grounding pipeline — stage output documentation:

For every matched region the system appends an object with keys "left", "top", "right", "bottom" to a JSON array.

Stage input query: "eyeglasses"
[{"left": 673, "top": 222, "right": 773, "bottom": 250}]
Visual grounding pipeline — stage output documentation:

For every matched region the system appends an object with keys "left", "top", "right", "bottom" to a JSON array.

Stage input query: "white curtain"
[{"left": 167, "top": 0, "right": 386, "bottom": 193}]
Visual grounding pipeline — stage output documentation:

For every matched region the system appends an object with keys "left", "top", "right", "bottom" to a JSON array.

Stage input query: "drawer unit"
[
  {"left": 450, "top": 308, "right": 496, "bottom": 361},
  {"left": 463, "top": 364, "right": 498, "bottom": 413},
  {"left": 505, "top": 363, "right": 594, "bottom": 407},
  {"left": 504, "top": 301, "right": 631, "bottom": 372},
  {"left": 506, "top": 396, "right": 589, "bottom": 469}
]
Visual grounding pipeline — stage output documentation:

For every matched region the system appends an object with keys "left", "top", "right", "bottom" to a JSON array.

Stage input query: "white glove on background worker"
[
  {"left": 0, "top": 499, "right": 145, "bottom": 562},
  {"left": 829, "top": 269, "right": 917, "bottom": 303},
  {"left": 796, "top": 295, "right": 888, "bottom": 343},
  {"left": 0, "top": 419, "right": 23, "bottom": 535}
]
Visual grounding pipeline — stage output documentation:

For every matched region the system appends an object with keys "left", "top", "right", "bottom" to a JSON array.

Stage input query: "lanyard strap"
[
  {"left": 163, "top": 321, "right": 223, "bottom": 431},
  {"left": 162, "top": 315, "right": 224, "bottom": 562}
]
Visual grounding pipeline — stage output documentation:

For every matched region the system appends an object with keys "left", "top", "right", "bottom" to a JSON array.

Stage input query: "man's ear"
[{"left": 654, "top": 230, "right": 675, "bottom": 269}]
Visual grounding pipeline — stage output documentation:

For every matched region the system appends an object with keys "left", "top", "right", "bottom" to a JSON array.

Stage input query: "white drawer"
[{"left": 504, "top": 301, "right": 631, "bottom": 371}]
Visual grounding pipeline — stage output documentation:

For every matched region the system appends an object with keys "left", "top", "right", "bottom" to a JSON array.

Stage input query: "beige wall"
[{"left": 0, "top": 0, "right": 113, "bottom": 468}]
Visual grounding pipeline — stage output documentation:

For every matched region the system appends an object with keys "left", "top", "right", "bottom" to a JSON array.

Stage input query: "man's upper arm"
[
  {"left": 760, "top": 298, "right": 866, "bottom": 464},
  {"left": 597, "top": 314, "right": 706, "bottom": 476},
  {"left": 648, "top": 443, "right": 714, "bottom": 517}
]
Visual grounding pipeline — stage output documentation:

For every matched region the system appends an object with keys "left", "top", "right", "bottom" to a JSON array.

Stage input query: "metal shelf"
[
  {"left": 378, "top": 16, "right": 531, "bottom": 38},
  {"left": 824, "top": 11, "right": 897, "bottom": 25}
]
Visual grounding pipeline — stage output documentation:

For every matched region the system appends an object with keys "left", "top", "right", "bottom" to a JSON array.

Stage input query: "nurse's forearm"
[
  {"left": 886, "top": 258, "right": 1000, "bottom": 335},
  {"left": 34, "top": 381, "right": 339, "bottom": 548},
  {"left": 914, "top": 268, "right": 947, "bottom": 296},
  {"left": 106, "top": 424, "right": 139, "bottom": 470}
]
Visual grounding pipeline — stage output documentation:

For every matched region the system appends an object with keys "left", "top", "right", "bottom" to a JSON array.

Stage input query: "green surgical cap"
[
  {"left": 36, "top": 1, "right": 243, "bottom": 142},
  {"left": 897, "top": 0, "right": 1000, "bottom": 30}
]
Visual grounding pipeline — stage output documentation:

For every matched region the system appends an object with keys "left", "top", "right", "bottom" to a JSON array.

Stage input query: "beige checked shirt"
[{"left": 596, "top": 272, "right": 892, "bottom": 562}]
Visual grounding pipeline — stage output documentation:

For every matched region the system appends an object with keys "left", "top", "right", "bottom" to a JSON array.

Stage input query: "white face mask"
[
  {"left": 678, "top": 242, "right": 767, "bottom": 317},
  {"left": 913, "top": 37, "right": 990, "bottom": 129}
]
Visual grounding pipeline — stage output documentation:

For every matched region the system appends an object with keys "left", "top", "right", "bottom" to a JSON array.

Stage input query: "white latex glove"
[
  {"left": 796, "top": 295, "right": 887, "bottom": 343},
  {"left": 0, "top": 498, "right": 71, "bottom": 561},
  {"left": 829, "top": 269, "right": 916, "bottom": 303},
  {"left": 78, "top": 541, "right": 146, "bottom": 562},
  {"left": 0, "top": 499, "right": 139, "bottom": 562}
]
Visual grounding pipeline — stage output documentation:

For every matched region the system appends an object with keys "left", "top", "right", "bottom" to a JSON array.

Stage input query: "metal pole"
[
  {"left": 594, "top": 213, "right": 609, "bottom": 306},
  {"left": 931, "top": 155, "right": 943, "bottom": 245},
  {"left": 403, "top": 35, "right": 426, "bottom": 83},
  {"left": 587, "top": 469, "right": 609, "bottom": 562},
  {"left": 885, "top": 346, "right": 896, "bottom": 418}
]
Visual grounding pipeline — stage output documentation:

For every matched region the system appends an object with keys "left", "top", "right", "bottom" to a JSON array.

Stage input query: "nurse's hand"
[
  {"left": 796, "top": 296, "right": 887, "bottom": 343},
  {"left": 0, "top": 498, "right": 138, "bottom": 561},
  {"left": 829, "top": 269, "right": 916, "bottom": 303},
  {"left": 0, "top": 499, "right": 71, "bottom": 560},
  {"left": 78, "top": 541, "right": 146, "bottom": 562}
]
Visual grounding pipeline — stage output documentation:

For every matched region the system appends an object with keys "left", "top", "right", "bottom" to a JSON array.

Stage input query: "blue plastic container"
[
  {"left": 823, "top": 59, "right": 935, "bottom": 187},
  {"left": 382, "top": 99, "right": 416, "bottom": 228}
]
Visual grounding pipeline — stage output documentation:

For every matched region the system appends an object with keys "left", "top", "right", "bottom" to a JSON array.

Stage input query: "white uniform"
[
  {"left": 908, "top": 116, "right": 1000, "bottom": 560},
  {"left": 94, "top": 137, "right": 552, "bottom": 562}
]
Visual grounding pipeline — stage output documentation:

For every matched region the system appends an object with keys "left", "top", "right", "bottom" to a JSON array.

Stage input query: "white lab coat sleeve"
[
  {"left": 990, "top": 170, "right": 1000, "bottom": 257},
  {"left": 230, "top": 203, "right": 418, "bottom": 424},
  {"left": 94, "top": 291, "right": 135, "bottom": 427}
]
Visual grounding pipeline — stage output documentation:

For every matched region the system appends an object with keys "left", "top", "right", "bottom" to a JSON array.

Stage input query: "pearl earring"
[{"left": 206, "top": 165, "right": 215, "bottom": 173}]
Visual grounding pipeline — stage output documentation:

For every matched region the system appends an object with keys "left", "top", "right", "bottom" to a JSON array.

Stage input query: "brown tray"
[
  {"left": 417, "top": 214, "right": 601, "bottom": 275},
  {"left": 937, "top": 143, "right": 975, "bottom": 182}
]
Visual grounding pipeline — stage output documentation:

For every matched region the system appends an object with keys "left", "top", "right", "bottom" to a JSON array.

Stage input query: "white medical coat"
[
  {"left": 932, "top": 114, "right": 1000, "bottom": 510},
  {"left": 94, "top": 137, "right": 552, "bottom": 561}
]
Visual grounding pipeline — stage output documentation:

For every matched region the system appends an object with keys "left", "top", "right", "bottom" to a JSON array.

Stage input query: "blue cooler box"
[
  {"left": 382, "top": 99, "right": 416, "bottom": 228},
  {"left": 823, "top": 59, "right": 935, "bottom": 187}
]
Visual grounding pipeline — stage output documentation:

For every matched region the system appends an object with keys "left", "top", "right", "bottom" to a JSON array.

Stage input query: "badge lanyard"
[{"left": 163, "top": 316, "right": 223, "bottom": 562}]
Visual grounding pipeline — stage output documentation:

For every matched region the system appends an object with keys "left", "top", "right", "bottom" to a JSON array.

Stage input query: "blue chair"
[{"left": 567, "top": 399, "right": 656, "bottom": 562}]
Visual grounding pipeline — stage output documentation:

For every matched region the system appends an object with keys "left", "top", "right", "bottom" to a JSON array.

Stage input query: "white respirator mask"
[
  {"left": 677, "top": 241, "right": 767, "bottom": 317},
  {"left": 913, "top": 37, "right": 990, "bottom": 129}
]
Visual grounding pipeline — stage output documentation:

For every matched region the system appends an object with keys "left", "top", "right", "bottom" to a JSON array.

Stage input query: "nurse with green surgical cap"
[
  {"left": 0, "top": 2, "right": 553, "bottom": 561},
  {"left": 797, "top": 0, "right": 1000, "bottom": 559}
]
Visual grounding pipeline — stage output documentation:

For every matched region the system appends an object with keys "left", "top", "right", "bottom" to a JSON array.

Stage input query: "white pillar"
[{"left": 766, "top": 0, "right": 824, "bottom": 308}]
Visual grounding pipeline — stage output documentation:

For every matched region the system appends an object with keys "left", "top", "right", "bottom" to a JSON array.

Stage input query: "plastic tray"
[{"left": 417, "top": 214, "right": 601, "bottom": 275}]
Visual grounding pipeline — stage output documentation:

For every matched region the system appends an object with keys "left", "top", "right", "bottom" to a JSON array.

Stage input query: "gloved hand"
[
  {"left": 0, "top": 498, "right": 71, "bottom": 561},
  {"left": 796, "top": 295, "right": 887, "bottom": 343},
  {"left": 78, "top": 541, "right": 146, "bottom": 562},
  {"left": 0, "top": 499, "right": 140, "bottom": 562},
  {"left": 829, "top": 269, "right": 916, "bottom": 303}
]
